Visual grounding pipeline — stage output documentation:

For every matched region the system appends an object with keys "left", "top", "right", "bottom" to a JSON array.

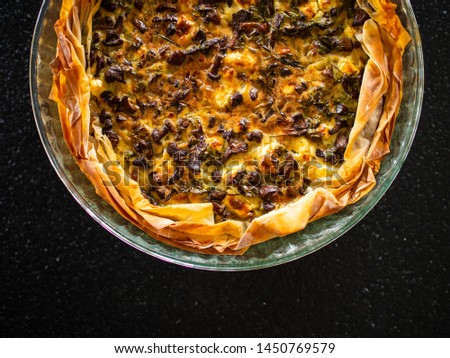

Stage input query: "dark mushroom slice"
[
  {"left": 273, "top": 13, "right": 284, "bottom": 29},
  {"left": 113, "top": 14, "right": 124, "bottom": 32},
  {"left": 229, "top": 198, "right": 245, "bottom": 210},
  {"left": 331, "top": 37, "right": 354, "bottom": 52},
  {"left": 278, "top": 54, "right": 303, "bottom": 68},
  {"left": 221, "top": 129, "right": 234, "bottom": 141},
  {"left": 263, "top": 202, "right": 276, "bottom": 212},
  {"left": 221, "top": 140, "right": 248, "bottom": 163},
  {"left": 166, "top": 142, "right": 179, "bottom": 156},
  {"left": 178, "top": 117, "right": 190, "bottom": 130},
  {"left": 191, "top": 124, "right": 204, "bottom": 139},
  {"left": 258, "top": 185, "right": 278, "bottom": 202},
  {"left": 283, "top": 126, "right": 308, "bottom": 137},
  {"left": 116, "top": 115, "right": 127, "bottom": 122},
  {"left": 279, "top": 153, "right": 299, "bottom": 180},
  {"left": 102, "top": 29, "right": 123, "bottom": 46},
  {"left": 211, "top": 169, "right": 222, "bottom": 183},
  {"left": 174, "top": 88, "right": 191, "bottom": 101},
  {"left": 283, "top": 22, "right": 311, "bottom": 38},
  {"left": 239, "top": 22, "right": 270, "bottom": 35},
  {"left": 104, "top": 65, "right": 124, "bottom": 83},
  {"left": 246, "top": 130, "right": 263, "bottom": 143},
  {"left": 193, "top": 4, "right": 216, "bottom": 12},
  {"left": 230, "top": 170, "right": 246, "bottom": 187},
  {"left": 158, "top": 45, "right": 170, "bottom": 56},
  {"left": 187, "top": 153, "right": 202, "bottom": 174},
  {"left": 263, "top": 0, "right": 275, "bottom": 16},
  {"left": 155, "top": 3, "right": 177, "bottom": 13},
  {"left": 151, "top": 125, "right": 169, "bottom": 144},
  {"left": 183, "top": 36, "right": 225, "bottom": 56},
  {"left": 212, "top": 202, "right": 226, "bottom": 214},
  {"left": 134, "top": 140, "right": 149, "bottom": 153},
  {"left": 166, "top": 118, "right": 179, "bottom": 132},
  {"left": 335, "top": 103, "right": 349, "bottom": 115},
  {"left": 286, "top": 185, "right": 301, "bottom": 198},
  {"left": 260, "top": 153, "right": 278, "bottom": 174},
  {"left": 172, "top": 148, "right": 188, "bottom": 163},
  {"left": 292, "top": 113, "right": 308, "bottom": 127},
  {"left": 208, "top": 116, "right": 216, "bottom": 128},
  {"left": 203, "top": 9, "right": 221, "bottom": 25},
  {"left": 323, "top": 67, "right": 334, "bottom": 79},
  {"left": 102, "top": 115, "right": 113, "bottom": 130},
  {"left": 315, "top": 148, "right": 341, "bottom": 165},
  {"left": 262, "top": 108, "right": 275, "bottom": 123},
  {"left": 295, "top": 82, "right": 308, "bottom": 95},
  {"left": 279, "top": 67, "right": 292, "bottom": 77},
  {"left": 193, "top": 137, "right": 208, "bottom": 155},
  {"left": 103, "top": 130, "right": 120, "bottom": 148},
  {"left": 166, "top": 22, "right": 176, "bottom": 36},
  {"left": 204, "top": 36, "right": 227, "bottom": 50},
  {"left": 168, "top": 166, "right": 185, "bottom": 184},
  {"left": 328, "top": 119, "right": 349, "bottom": 135},
  {"left": 102, "top": 36, "right": 123, "bottom": 47},
  {"left": 208, "top": 52, "right": 224, "bottom": 81},
  {"left": 334, "top": 133, "right": 349, "bottom": 155},
  {"left": 230, "top": 92, "right": 243, "bottom": 108},
  {"left": 239, "top": 118, "right": 249, "bottom": 132},
  {"left": 149, "top": 172, "right": 163, "bottom": 186},
  {"left": 231, "top": 10, "right": 252, "bottom": 31},
  {"left": 134, "top": 0, "right": 144, "bottom": 10},
  {"left": 132, "top": 18, "right": 148, "bottom": 33},
  {"left": 155, "top": 186, "right": 172, "bottom": 200},
  {"left": 167, "top": 51, "right": 186, "bottom": 66},
  {"left": 208, "top": 190, "right": 227, "bottom": 202},
  {"left": 94, "top": 15, "right": 115, "bottom": 30},
  {"left": 193, "top": 29, "right": 207, "bottom": 43},
  {"left": 148, "top": 73, "right": 161, "bottom": 85},
  {"left": 341, "top": 74, "right": 361, "bottom": 99},
  {"left": 152, "top": 15, "right": 178, "bottom": 23},
  {"left": 91, "top": 50, "right": 106, "bottom": 71},
  {"left": 132, "top": 155, "right": 148, "bottom": 168},
  {"left": 353, "top": 8, "right": 370, "bottom": 26},
  {"left": 100, "top": 90, "right": 113, "bottom": 102},
  {"left": 132, "top": 37, "right": 143, "bottom": 50},
  {"left": 330, "top": 7, "right": 339, "bottom": 17},
  {"left": 216, "top": 123, "right": 225, "bottom": 134},
  {"left": 247, "top": 171, "right": 261, "bottom": 187},
  {"left": 101, "top": 0, "right": 119, "bottom": 12},
  {"left": 115, "top": 96, "right": 137, "bottom": 115},
  {"left": 249, "top": 87, "right": 259, "bottom": 101},
  {"left": 99, "top": 109, "right": 112, "bottom": 124}
]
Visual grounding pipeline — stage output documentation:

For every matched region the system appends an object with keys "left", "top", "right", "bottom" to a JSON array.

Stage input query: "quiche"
[{"left": 50, "top": 0, "right": 411, "bottom": 254}]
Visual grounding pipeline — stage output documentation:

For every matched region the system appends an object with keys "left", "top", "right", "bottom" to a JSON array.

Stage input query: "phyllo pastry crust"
[{"left": 50, "top": 0, "right": 410, "bottom": 254}]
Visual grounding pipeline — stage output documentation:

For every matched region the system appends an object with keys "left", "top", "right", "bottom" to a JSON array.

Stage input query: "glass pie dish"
[{"left": 30, "top": 0, "right": 424, "bottom": 271}]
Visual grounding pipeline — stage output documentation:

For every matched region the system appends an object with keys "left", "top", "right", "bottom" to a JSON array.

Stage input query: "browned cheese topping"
[{"left": 89, "top": 0, "right": 370, "bottom": 222}]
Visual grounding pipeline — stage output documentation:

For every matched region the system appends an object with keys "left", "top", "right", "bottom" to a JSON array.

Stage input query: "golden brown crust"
[{"left": 50, "top": 0, "right": 410, "bottom": 254}]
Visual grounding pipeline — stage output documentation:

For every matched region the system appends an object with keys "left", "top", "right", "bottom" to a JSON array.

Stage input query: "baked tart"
[{"left": 50, "top": 0, "right": 411, "bottom": 254}]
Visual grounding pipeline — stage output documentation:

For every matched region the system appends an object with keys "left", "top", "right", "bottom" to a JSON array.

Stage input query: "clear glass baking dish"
[{"left": 30, "top": 0, "right": 424, "bottom": 271}]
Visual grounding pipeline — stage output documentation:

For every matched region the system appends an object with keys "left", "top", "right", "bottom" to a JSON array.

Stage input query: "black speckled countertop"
[{"left": 0, "top": 0, "right": 449, "bottom": 337}]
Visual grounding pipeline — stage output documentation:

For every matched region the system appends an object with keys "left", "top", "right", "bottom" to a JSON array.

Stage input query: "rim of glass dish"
[{"left": 30, "top": 0, "right": 424, "bottom": 271}]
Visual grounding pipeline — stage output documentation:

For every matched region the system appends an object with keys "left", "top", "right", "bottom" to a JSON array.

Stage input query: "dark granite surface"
[{"left": 1, "top": 0, "right": 449, "bottom": 337}]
